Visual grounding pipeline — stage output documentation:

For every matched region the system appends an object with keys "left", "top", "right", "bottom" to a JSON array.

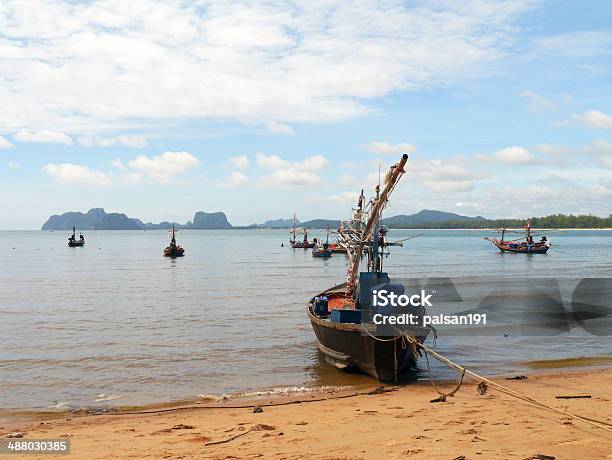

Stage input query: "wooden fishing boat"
[
  {"left": 307, "top": 154, "right": 430, "bottom": 382},
  {"left": 328, "top": 242, "right": 348, "bottom": 254},
  {"left": 289, "top": 213, "right": 315, "bottom": 248},
  {"left": 164, "top": 224, "right": 185, "bottom": 257},
  {"left": 312, "top": 242, "right": 332, "bottom": 258},
  {"left": 485, "top": 224, "right": 551, "bottom": 254},
  {"left": 67, "top": 225, "right": 85, "bottom": 247},
  {"left": 313, "top": 228, "right": 332, "bottom": 258}
]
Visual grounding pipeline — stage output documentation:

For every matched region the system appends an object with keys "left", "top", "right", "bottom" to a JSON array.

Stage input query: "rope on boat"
[{"left": 359, "top": 326, "right": 612, "bottom": 432}]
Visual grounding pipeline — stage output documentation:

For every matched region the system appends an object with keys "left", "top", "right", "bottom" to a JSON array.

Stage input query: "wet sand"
[{"left": 2, "top": 368, "right": 611, "bottom": 459}]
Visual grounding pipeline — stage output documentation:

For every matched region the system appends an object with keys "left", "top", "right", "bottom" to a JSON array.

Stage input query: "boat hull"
[
  {"left": 291, "top": 242, "right": 315, "bottom": 249},
  {"left": 307, "top": 284, "right": 428, "bottom": 382},
  {"left": 491, "top": 240, "right": 549, "bottom": 254},
  {"left": 68, "top": 241, "right": 84, "bottom": 247},
  {"left": 164, "top": 247, "right": 185, "bottom": 257}
]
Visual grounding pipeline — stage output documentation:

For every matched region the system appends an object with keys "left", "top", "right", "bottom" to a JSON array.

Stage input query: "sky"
[{"left": 1, "top": 0, "right": 612, "bottom": 229}]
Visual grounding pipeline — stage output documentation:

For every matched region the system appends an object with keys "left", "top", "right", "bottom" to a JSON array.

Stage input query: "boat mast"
[
  {"left": 347, "top": 154, "right": 408, "bottom": 299},
  {"left": 526, "top": 221, "right": 530, "bottom": 242}
]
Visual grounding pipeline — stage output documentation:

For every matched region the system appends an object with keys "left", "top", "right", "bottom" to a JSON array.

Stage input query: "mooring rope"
[
  {"left": 359, "top": 325, "right": 612, "bottom": 432},
  {"left": 422, "top": 345, "right": 465, "bottom": 401},
  {"left": 418, "top": 338, "right": 612, "bottom": 432}
]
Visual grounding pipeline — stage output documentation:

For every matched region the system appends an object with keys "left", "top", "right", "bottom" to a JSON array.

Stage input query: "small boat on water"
[
  {"left": 307, "top": 154, "right": 430, "bottom": 382},
  {"left": 312, "top": 228, "right": 332, "bottom": 258},
  {"left": 312, "top": 242, "right": 331, "bottom": 258},
  {"left": 290, "top": 213, "right": 315, "bottom": 249},
  {"left": 328, "top": 242, "right": 348, "bottom": 254},
  {"left": 485, "top": 223, "right": 551, "bottom": 254},
  {"left": 68, "top": 226, "right": 85, "bottom": 247},
  {"left": 164, "top": 225, "right": 185, "bottom": 257}
]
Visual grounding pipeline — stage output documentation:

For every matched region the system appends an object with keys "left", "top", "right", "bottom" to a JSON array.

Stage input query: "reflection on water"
[{"left": 0, "top": 229, "right": 611, "bottom": 412}]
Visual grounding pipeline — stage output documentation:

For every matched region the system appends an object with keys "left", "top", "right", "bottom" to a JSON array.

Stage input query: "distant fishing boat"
[
  {"left": 485, "top": 223, "right": 551, "bottom": 254},
  {"left": 326, "top": 227, "right": 349, "bottom": 254},
  {"left": 307, "top": 154, "right": 430, "bottom": 382},
  {"left": 68, "top": 225, "right": 85, "bottom": 247},
  {"left": 327, "top": 242, "right": 348, "bottom": 254},
  {"left": 290, "top": 213, "right": 315, "bottom": 248},
  {"left": 164, "top": 224, "right": 185, "bottom": 257},
  {"left": 312, "top": 228, "right": 332, "bottom": 258}
]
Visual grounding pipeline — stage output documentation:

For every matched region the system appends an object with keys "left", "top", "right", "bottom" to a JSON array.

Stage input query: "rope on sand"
[
  {"left": 360, "top": 326, "right": 612, "bottom": 432},
  {"left": 420, "top": 341, "right": 612, "bottom": 432}
]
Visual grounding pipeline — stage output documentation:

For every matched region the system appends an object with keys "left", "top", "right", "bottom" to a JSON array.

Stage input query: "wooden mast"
[{"left": 347, "top": 154, "right": 408, "bottom": 299}]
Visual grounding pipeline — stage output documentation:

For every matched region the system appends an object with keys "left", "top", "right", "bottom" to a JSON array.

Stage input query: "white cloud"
[
  {"left": 119, "top": 172, "right": 144, "bottom": 184},
  {"left": 578, "top": 110, "right": 612, "bottom": 131},
  {"left": 362, "top": 141, "right": 416, "bottom": 155},
  {"left": 297, "top": 155, "right": 329, "bottom": 171},
  {"left": 585, "top": 140, "right": 612, "bottom": 169},
  {"left": 221, "top": 171, "right": 249, "bottom": 188},
  {"left": 494, "top": 146, "right": 536, "bottom": 165},
  {"left": 256, "top": 152, "right": 328, "bottom": 187},
  {"left": 42, "top": 163, "right": 111, "bottom": 186},
  {"left": 7, "top": 161, "right": 21, "bottom": 169},
  {"left": 533, "top": 144, "right": 572, "bottom": 157},
  {"left": 530, "top": 31, "right": 612, "bottom": 59},
  {"left": 78, "top": 135, "right": 147, "bottom": 149},
  {"left": 518, "top": 90, "right": 556, "bottom": 112},
  {"left": 413, "top": 157, "right": 478, "bottom": 192},
  {"left": 256, "top": 153, "right": 328, "bottom": 172},
  {"left": 229, "top": 155, "right": 251, "bottom": 170},
  {"left": 339, "top": 174, "right": 357, "bottom": 186},
  {"left": 15, "top": 129, "right": 72, "bottom": 145},
  {"left": 263, "top": 121, "right": 295, "bottom": 135},
  {"left": 0, "top": 1, "right": 537, "bottom": 132},
  {"left": 128, "top": 151, "right": 199, "bottom": 184},
  {"left": 262, "top": 168, "right": 322, "bottom": 187},
  {"left": 0, "top": 135, "right": 15, "bottom": 149},
  {"left": 111, "top": 158, "right": 127, "bottom": 171},
  {"left": 256, "top": 153, "right": 290, "bottom": 170},
  {"left": 330, "top": 191, "right": 359, "bottom": 203}
]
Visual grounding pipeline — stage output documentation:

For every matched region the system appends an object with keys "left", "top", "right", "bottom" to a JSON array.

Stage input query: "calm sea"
[{"left": 1, "top": 229, "right": 611, "bottom": 413}]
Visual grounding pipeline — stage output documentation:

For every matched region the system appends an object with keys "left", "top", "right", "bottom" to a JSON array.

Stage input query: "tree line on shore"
[{"left": 389, "top": 213, "right": 612, "bottom": 229}]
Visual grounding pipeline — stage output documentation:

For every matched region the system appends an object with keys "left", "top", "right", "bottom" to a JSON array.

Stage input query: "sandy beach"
[{"left": 3, "top": 368, "right": 611, "bottom": 459}]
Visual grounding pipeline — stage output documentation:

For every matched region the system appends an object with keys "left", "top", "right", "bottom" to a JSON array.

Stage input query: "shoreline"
[
  {"left": 4, "top": 227, "right": 612, "bottom": 232},
  {"left": 4, "top": 358, "right": 610, "bottom": 425},
  {"left": 3, "top": 367, "right": 611, "bottom": 459}
]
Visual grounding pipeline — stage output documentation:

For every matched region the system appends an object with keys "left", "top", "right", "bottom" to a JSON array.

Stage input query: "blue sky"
[{"left": 1, "top": 0, "right": 611, "bottom": 229}]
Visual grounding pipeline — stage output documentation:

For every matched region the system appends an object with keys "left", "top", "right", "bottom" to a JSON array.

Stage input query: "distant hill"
[
  {"left": 259, "top": 218, "right": 298, "bottom": 228},
  {"left": 254, "top": 210, "right": 485, "bottom": 229},
  {"left": 300, "top": 219, "right": 342, "bottom": 229},
  {"left": 143, "top": 221, "right": 185, "bottom": 230},
  {"left": 381, "top": 209, "right": 486, "bottom": 228},
  {"left": 42, "top": 208, "right": 146, "bottom": 230},
  {"left": 186, "top": 211, "right": 232, "bottom": 229},
  {"left": 42, "top": 209, "right": 233, "bottom": 230},
  {"left": 41, "top": 208, "right": 612, "bottom": 231}
]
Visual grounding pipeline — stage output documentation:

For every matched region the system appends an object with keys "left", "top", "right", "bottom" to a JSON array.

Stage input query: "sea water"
[{"left": 0, "top": 229, "right": 610, "bottom": 413}]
